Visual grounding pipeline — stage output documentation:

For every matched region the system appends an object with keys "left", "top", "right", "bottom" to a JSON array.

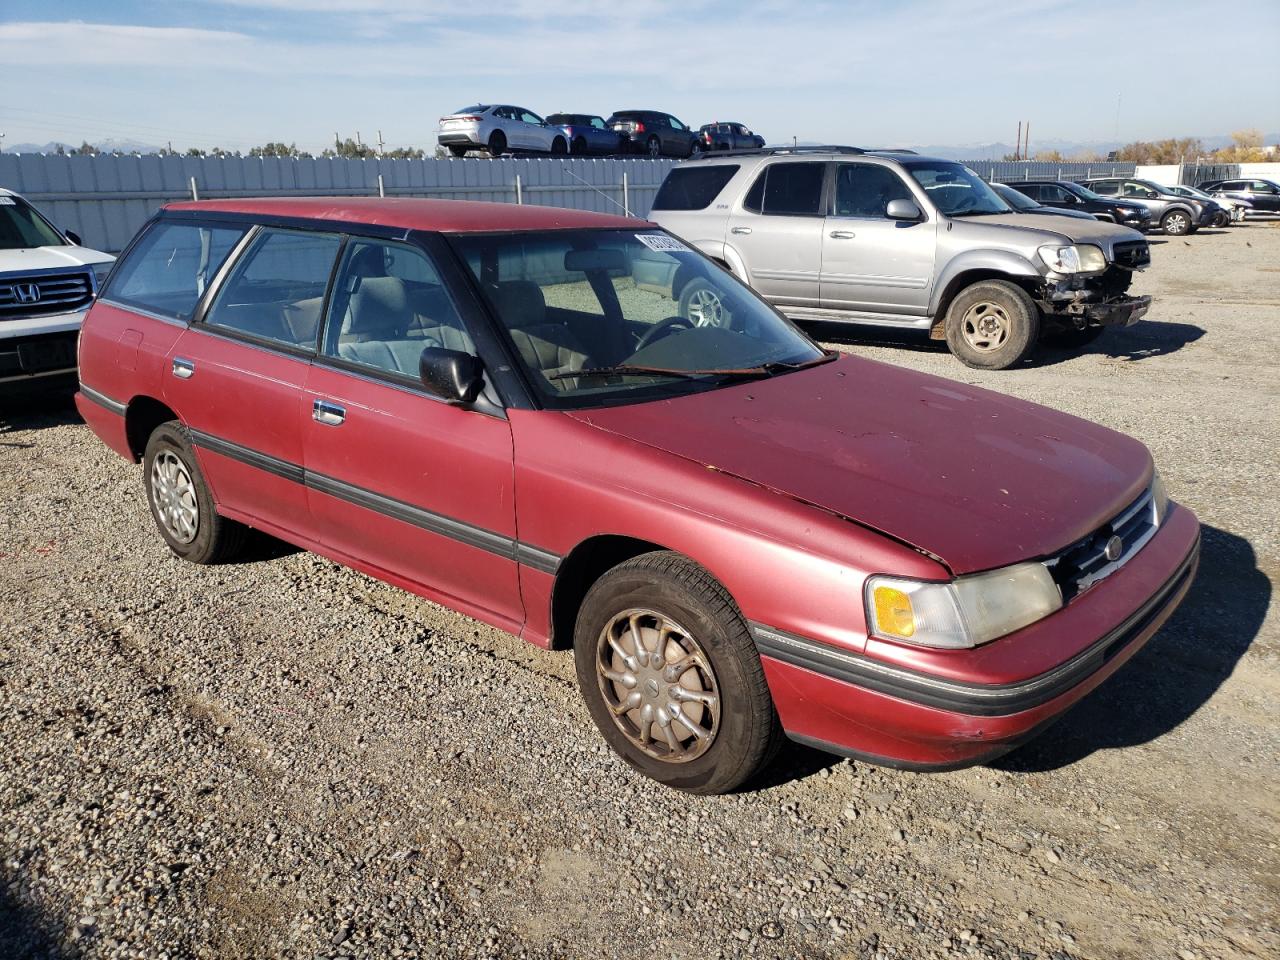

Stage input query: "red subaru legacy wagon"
[{"left": 76, "top": 198, "right": 1200, "bottom": 793}]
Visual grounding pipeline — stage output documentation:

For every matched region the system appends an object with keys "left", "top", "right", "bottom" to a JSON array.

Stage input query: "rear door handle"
[
  {"left": 730, "top": 226, "right": 752, "bottom": 235},
  {"left": 312, "top": 399, "right": 346, "bottom": 426},
  {"left": 172, "top": 357, "right": 195, "bottom": 379},
  {"left": 828, "top": 230, "right": 857, "bottom": 240}
]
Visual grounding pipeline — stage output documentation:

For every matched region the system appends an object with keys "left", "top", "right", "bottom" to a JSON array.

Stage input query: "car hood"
[
  {"left": 952, "top": 213, "right": 1145, "bottom": 257},
  {"left": 567, "top": 355, "right": 1151, "bottom": 574},
  {"left": 0, "top": 244, "right": 114, "bottom": 275}
]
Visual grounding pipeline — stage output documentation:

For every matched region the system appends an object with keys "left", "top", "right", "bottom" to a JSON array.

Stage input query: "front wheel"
[
  {"left": 1161, "top": 209, "right": 1191, "bottom": 236},
  {"left": 646, "top": 136, "right": 662, "bottom": 159},
  {"left": 573, "top": 552, "right": 783, "bottom": 794},
  {"left": 143, "top": 421, "right": 247, "bottom": 564},
  {"left": 550, "top": 136, "right": 567, "bottom": 156},
  {"left": 944, "top": 280, "right": 1040, "bottom": 370},
  {"left": 678, "top": 277, "right": 731, "bottom": 328}
]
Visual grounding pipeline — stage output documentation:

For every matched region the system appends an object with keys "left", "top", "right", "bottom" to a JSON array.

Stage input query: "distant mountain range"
[{"left": 6, "top": 133, "right": 1278, "bottom": 160}]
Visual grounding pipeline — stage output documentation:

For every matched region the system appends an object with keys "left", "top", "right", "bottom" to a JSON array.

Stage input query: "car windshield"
[
  {"left": 1070, "top": 183, "right": 1104, "bottom": 200},
  {"left": 994, "top": 185, "right": 1038, "bottom": 211},
  {"left": 448, "top": 229, "right": 826, "bottom": 409},
  {"left": 906, "top": 162, "right": 1009, "bottom": 216},
  {"left": 0, "top": 196, "right": 66, "bottom": 250}
]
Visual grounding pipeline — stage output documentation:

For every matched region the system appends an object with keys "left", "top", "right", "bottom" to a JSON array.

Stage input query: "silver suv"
[{"left": 649, "top": 147, "right": 1152, "bottom": 369}]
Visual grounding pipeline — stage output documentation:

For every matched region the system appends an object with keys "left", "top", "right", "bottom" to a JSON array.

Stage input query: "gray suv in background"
[
  {"left": 649, "top": 147, "right": 1152, "bottom": 369},
  {"left": 1076, "top": 178, "right": 1211, "bottom": 236}
]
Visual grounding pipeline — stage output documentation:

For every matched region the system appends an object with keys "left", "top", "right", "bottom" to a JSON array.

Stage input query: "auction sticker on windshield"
[{"left": 635, "top": 233, "right": 690, "bottom": 253}]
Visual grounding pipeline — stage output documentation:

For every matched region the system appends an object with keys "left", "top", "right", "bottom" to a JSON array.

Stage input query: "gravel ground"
[{"left": 2, "top": 220, "right": 1277, "bottom": 960}]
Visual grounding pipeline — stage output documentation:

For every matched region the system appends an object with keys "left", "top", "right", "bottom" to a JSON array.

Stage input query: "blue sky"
[{"left": 2, "top": 0, "right": 1277, "bottom": 154}]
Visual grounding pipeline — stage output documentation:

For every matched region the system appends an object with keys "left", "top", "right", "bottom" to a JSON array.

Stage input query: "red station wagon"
[{"left": 76, "top": 198, "right": 1201, "bottom": 794}]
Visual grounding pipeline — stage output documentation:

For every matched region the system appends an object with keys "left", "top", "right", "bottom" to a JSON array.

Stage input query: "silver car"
[
  {"left": 1167, "top": 184, "right": 1250, "bottom": 225},
  {"left": 437, "top": 104, "right": 568, "bottom": 157},
  {"left": 649, "top": 147, "right": 1152, "bottom": 370}
]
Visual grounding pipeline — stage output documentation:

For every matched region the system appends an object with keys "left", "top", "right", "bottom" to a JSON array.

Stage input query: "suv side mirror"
[
  {"left": 885, "top": 198, "right": 923, "bottom": 221},
  {"left": 65, "top": 230, "right": 83, "bottom": 245},
  {"left": 420, "top": 347, "right": 485, "bottom": 404}
]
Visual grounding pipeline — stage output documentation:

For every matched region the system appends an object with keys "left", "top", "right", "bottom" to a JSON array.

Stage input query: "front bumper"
[
  {"left": 755, "top": 503, "right": 1200, "bottom": 770},
  {"left": 0, "top": 307, "right": 87, "bottom": 383},
  {"left": 1077, "top": 294, "right": 1151, "bottom": 327}
]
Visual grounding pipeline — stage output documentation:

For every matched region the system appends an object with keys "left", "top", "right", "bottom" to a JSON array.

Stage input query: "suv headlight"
[
  {"left": 866, "top": 563, "right": 1063, "bottom": 649},
  {"left": 1038, "top": 243, "right": 1106, "bottom": 274}
]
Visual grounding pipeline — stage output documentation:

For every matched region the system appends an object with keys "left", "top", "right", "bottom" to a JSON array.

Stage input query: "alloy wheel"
[
  {"left": 595, "top": 608, "right": 721, "bottom": 763},
  {"left": 960, "top": 300, "right": 1011, "bottom": 352},
  {"left": 686, "top": 287, "right": 727, "bottom": 327},
  {"left": 150, "top": 450, "right": 199, "bottom": 544}
]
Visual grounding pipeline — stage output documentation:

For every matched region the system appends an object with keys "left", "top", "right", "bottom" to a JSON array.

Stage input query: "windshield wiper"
[{"left": 547, "top": 351, "right": 838, "bottom": 382}]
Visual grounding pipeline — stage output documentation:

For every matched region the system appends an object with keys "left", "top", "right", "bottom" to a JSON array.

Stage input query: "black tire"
[
  {"left": 573, "top": 551, "right": 783, "bottom": 794},
  {"left": 488, "top": 131, "right": 507, "bottom": 157},
  {"left": 1213, "top": 211, "right": 1229, "bottom": 228},
  {"left": 571, "top": 136, "right": 587, "bottom": 156},
  {"left": 646, "top": 136, "right": 662, "bottom": 159},
  {"left": 1045, "top": 323, "right": 1105, "bottom": 348},
  {"left": 551, "top": 136, "right": 567, "bottom": 156},
  {"left": 944, "top": 279, "right": 1041, "bottom": 370},
  {"left": 1161, "top": 208, "right": 1191, "bottom": 236},
  {"left": 688, "top": 140, "right": 703, "bottom": 158},
  {"left": 143, "top": 421, "right": 247, "bottom": 564},
  {"left": 447, "top": 146, "right": 467, "bottom": 158}
]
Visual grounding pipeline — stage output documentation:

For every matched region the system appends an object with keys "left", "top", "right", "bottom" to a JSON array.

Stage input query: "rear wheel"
[
  {"left": 143, "top": 421, "right": 247, "bottom": 564},
  {"left": 551, "top": 136, "right": 567, "bottom": 156},
  {"left": 447, "top": 145, "right": 467, "bottom": 158},
  {"left": 678, "top": 277, "right": 731, "bottom": 328},
  {"left": 488, "top": 131, "right": 507, "bottom": 157},
  {"left": 646, "top": 136, "right": 662, "bottom": 159},
  {"left": 688, "top": 140, "right": 703, "bottom": 158},
  {"left": 571, "top": 136, "right": 588, "bottom": 155},
  {"left": 573, "top": 552, "right": 782, "bottom": 794},
  {"left": 944, "top": 280, "right": 1040, "bottom": 370},
  {"left": 1161, "top": 209, "right": 1190, "bottom": 236}
]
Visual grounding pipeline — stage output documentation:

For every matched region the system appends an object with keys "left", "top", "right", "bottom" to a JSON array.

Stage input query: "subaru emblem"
[
  {"left": 14, "top": 282, "right": 41, "bottom": 304},
  {"left": 1104, "top": 535, "right": 1124, "bottom": 562}
]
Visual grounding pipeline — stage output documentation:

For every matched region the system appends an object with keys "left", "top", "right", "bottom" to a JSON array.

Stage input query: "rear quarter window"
[
  {"left": 651, "top": 166, "right": 740, "bottom": 211},
  {"left": 104, "top": 220, "right": 247, "bottom": 321}
]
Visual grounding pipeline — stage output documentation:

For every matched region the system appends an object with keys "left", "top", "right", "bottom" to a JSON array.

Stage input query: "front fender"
[{"left": 929, "top": 249, "right": 1043, "bottom": 317}]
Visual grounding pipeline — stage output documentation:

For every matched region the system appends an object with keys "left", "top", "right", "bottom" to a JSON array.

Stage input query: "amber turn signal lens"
[{"left": 872, "top": 586, "right": 916, "bottom": 638}]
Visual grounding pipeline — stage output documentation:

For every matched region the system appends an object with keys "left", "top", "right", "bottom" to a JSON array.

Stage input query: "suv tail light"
[{"left": 634, "top": 122, "right": 645, "bottom": 133}]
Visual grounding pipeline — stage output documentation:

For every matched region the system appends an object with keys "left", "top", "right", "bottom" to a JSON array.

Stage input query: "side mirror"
[
  {"left": 65, "top": 230, "right": 83, "bottom": 245},
  {"left": 420, "top": 347, "right": 485, "bottom": 404},
  {"left": 885, "top": 198, "right": 923, "bottom": 221}
]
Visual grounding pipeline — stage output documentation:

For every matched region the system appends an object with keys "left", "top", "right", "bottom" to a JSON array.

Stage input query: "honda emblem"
[{"left": 13, "top": 283, "right": 41, "bottom": 304}]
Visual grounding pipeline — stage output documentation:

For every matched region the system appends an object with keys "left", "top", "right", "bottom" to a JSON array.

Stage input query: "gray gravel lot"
[{"left": 1, "top": 220, "right": 1277, "bottom": 960}]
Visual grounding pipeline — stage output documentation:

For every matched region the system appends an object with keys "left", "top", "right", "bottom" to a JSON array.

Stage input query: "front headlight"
[
  {"left": 866, "top": 562, "right": 1063, "bottom": 650},
  {"left": 1038, "top": 243, "right": 1105, "bottom": 274},
  {"left": 1151, "top": 468, "right": 1170, "bottom": 526}
]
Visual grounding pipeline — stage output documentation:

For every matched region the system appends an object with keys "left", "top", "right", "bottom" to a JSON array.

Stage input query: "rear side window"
[
  {"left": 1089, "top": 180, "right": 1119, "bottom": 195},
  {"left": 652, "top": 166, "right": 740, "bottom": 211},
  {"left": 745, "top": 163, "right": 825, "bottom": 216},
  {"left": 202, "top": 228, "right": 342, "bottom": 350},
  {"left": 105, "top": 221, "right": 246, "bottom": 321}
]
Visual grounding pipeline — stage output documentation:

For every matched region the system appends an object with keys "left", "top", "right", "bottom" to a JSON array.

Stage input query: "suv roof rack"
[
  {"left": 866, "top": 148, "right": 918, "bottom": 155},
  {"left": 690, "top": 144, "right": 865, "bottom": 160}
]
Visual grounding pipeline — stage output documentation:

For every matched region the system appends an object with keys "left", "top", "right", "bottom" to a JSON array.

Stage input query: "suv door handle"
[
  {"left": 730, "top": 226, "right": 752, "bottom": 235},
  {"left": 312, "top": 399, "right": 346, "bottom": 426},
  {"left": 828, "top": 230, "right": 856, "bottom": 240},
  {"left": 172, "top": 358, "right": 195, "bottom": 379}
]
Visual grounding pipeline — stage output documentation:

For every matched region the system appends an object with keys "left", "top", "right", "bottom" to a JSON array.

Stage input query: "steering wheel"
[{"left": 635, "top": 315, "right": 694, "bottom": 351}]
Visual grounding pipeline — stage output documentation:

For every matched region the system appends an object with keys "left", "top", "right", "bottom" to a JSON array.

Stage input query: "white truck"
[{"left": 1, "top": 188, "right": 114, "bottom": 385}]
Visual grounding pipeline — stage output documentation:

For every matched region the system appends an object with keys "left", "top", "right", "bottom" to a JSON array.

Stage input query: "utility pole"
[
  {"left": 1024, "top": 121, "right": 1031, "bottom": 161},
  {"left": 1015, "top": 121, "right": 1022, "bottom": 161},
  {"left": 0, "top": 132, "right": 5, "bottom": 154},
  {"left": 376, "top": 130, "right": 385, "bottom": 157}
]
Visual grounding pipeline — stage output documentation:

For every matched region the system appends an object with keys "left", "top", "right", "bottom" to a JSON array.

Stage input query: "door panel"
[
  {"left": 303, "top": 366, "right": 521, "bottom": 624},
  {"left": 726, "top": 162, "right": 826, "bottom": 307},
  {"left": 820, "top": 163, "right": 937, "bottom": 316}
]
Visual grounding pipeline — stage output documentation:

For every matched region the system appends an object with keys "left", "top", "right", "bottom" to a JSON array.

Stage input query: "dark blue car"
[{"left": 546, "top": 114, "right": 624, "bottom": 156}]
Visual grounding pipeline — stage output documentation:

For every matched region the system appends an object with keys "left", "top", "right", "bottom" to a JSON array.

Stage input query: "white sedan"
[{"left": 437, "top": 104, "right": 568, "bottom": 157}]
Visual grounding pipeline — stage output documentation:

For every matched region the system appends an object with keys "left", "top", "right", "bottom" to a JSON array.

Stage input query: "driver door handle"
[
  {"left": 312, "top": 399, "right": 346, "bottom": 426},
  {"left": 829, "top": 230, "right": 856, "bottom": 240},
  {"left": 730, "top": 226, "right": 752, "bottom": 235}
]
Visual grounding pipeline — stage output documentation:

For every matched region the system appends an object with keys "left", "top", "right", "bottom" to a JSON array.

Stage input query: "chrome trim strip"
[
  {"left": 750, "top": 538, "right": 1198, "bottom": 717},
  {"left": 78, "top": 383, "right": 127, "bottom": 416},
  {"left": 96, "top": 297, "right": 191, "bottom": 329}
]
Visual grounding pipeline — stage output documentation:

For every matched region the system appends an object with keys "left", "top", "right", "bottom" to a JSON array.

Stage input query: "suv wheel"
[
  {"left": 143, "top": 421, "right": 247, "bottom": 564},
  {"left": 944, "top": 280, "right": 1040, "bottom": 370},
  {"left": 679, "top": 278, "right": 730, "bottom": 328},
  {"left": 573, "top": 551, "right": 782, "bottom": 794},
  {"left": 646, "top": 136, "right": 662, "bottom": 159},
  {"left": 1161, "top": 209, "right": 1191, "bottom": 235}
]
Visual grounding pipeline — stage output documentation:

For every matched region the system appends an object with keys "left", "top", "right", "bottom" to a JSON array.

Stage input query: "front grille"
[
  {"left": 1047, "top": 487, "right": 1159, "bottom": 603},
  {"left": 1112, "top": 241, "right": 1150, "bottom": 270},
  {"left": 0, "top": 272, "right": 93, "bottom": 319}
]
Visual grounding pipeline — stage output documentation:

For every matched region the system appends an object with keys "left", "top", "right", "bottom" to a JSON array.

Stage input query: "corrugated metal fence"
[
  {"left": 1, "top": 153, "right": 1135, "bottom": 254},
  {"left": 0, "top": 154, "right": 678, "bottom": 253}
]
